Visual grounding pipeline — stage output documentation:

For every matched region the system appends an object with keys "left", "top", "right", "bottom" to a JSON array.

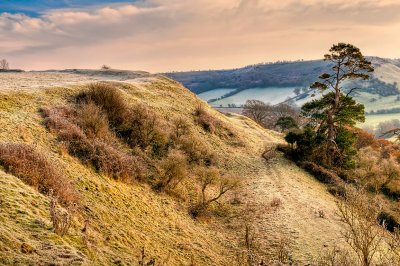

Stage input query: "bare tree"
[
  {"left": 190, "top": 167, "right": 240, "bottom": 217},
  {"left": 0, "top": 59, "right": 9, "bottom": 70},
  {"left": 336, "top": 187, "right": 384, "bottom": 266},
  {"left": 242, "top": 100, "right": 270, "bottom": 125},
  {"left": 243, "top": 100, "right": 301, "bottom": 129}
]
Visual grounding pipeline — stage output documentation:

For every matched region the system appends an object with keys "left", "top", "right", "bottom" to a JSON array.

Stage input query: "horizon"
[{"left": 1, "top": 1, "right": 400, "bottom": 72}]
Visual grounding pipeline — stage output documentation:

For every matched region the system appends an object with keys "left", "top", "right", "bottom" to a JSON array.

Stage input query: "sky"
[{"left": 1, "top": 0, "right": 400, "bottom": 72}]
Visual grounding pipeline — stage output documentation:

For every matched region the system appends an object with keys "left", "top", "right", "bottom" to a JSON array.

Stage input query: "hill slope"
[{"left": 0, "top": 72, "right": 344, "bottom": 265}]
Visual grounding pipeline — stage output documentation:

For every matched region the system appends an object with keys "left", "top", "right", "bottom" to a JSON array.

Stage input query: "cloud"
[{"left": 1, "top": 0, "right": 400, "bottom": 71}]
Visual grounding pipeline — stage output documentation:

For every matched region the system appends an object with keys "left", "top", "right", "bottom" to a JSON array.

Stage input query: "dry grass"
[{"left": 0, "top": 74, "right": 349, "bottom": 265}]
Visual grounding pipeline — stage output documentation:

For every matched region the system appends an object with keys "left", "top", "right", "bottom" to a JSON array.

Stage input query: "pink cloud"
[{"left": 1, "top": 0, "right": 400, "bottom": 71}]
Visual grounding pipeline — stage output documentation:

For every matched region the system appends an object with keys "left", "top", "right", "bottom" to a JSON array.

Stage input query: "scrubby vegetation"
[
  {"left": 41, "top": 106, "right": 145, "bottom": 182},
  {"left": 42, "top": 82, "right": 239, "bottom": 220},
  {"left": 237, "top": 44, "right": 400, "bottom": 265},
  {"left": 0, "top": 143, "right": 78, "bottom": 205}
]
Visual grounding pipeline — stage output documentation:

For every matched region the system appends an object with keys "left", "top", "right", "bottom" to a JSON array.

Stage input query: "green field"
[
  {"left": 198, "top": 88, "right": 235, "bottom": 101},
  {"left": 209, "top": 87, "right": 296, "bottom": 106},
  {"left": 358, "top": 113, "right": 400, "bottom": 129}
]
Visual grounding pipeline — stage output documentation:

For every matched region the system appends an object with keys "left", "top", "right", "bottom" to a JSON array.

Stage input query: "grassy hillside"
[{"left": 0, "top": 73, "right": 345, "bottom": 265}]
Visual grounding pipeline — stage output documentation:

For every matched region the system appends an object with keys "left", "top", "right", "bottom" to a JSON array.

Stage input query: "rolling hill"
[{"left": 0, "top": 70, "right": 346, "bottom": 265}]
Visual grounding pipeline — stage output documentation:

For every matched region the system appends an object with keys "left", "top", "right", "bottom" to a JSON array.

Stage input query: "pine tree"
[{"left": 309, "top": 43, "right": 373, "bottom": 166}]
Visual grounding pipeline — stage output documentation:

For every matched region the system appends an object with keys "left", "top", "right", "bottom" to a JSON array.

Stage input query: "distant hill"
[
  {"left": 165, "top": 57, "right": 400, "bottom": 111},
  {"left": 166, "top": 57, "right": 400, "bottom": 94}
]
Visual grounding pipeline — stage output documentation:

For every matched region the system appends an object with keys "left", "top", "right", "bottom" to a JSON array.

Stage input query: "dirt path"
[{"left": 242, "top": 156, "right": 344, "bottom": 262}]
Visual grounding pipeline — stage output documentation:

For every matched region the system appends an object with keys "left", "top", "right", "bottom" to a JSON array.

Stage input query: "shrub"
[
  {"left": 76, "top": 83, "right": 128, "bottom": 127},
  {"left": 327, "top": 184, "right": 346, "bottom": 198},
  {"left": 49, "top": 190, "right": 75, "bottom": 236},
  {"left": 189, "top": 167, "right": 240, "bottom": 218},
  {"left": 118, "top": 104, "right": 169, "bottom": 157},
  {"left": 43, "top": 107, "right": 145, "bottom": 182},
  {"left": 284, "top": 131, "right": 299, "bottom": 149},
  {"left": 262, "top": 146, "right": 278, "bottom": 161},
  {"left": 153, "top": 149, "right": 188, "bottom": 191},
  {"left": 77, "top": 102, "right": 110, "bottom": 139},
  {"left": 284, "top": 126, "right": 325, "bottom": 163},
  {"left": 301, "top": 161, "right": 342, "bottom": 185},
  {"left": 378, "top": 211, "right": 400, "bottom": 233},
  {"left": 91, "top": 141, "right": 145, "bottom": 182},
  {"left": 275, "top": 116, "right": 298, "bottom": 132},
  {"left": 178, "top": 134, "right": 217, "bottom": 166},
  {"left": 171, "top": 116, "right": 191, "bottom": 140},
  {"left": 316, "top": 246, "right": 355, "bottom": 266},
  {"left": 351, "top": 128, "right": 375, "bottom": 150},
  {"left": 0, "top": 143, "right": 78, "bottom": 205},
  {"left": 194, "top": 104, "right": 216, "bottom": 133},
  {"left": 336, "top": 187, "right": 384, "bottom": 266},
  {"left": 270, "top": 197, "right": 282, "bottom": 208}
]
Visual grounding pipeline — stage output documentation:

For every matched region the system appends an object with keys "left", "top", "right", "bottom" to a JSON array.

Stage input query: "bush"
[
  {"left": 178, "top": 134, "right": 217, "bottom": 166},
  {"left": 76, "top": 83, "right": 128, "bottom": 127},
  {"left": 77, "top": 102, "right": 110, "bottom": 140},
  {"left": 171, "top": 116, "right": 191, "bottom": 140},
  {"left": 350, "top": 127, "right": 375, "bottom": 150},
  {"left": 43, "top": 107, "right": 145, "bottom": 182},
  {"left": 118, "top": 104, "right": 169, "bottom": 157},
  {"left": 284, "top": 127, "right": 325, "bottom": 163},
  {"left": 0, "top": 143, "right": 78, "bottom": 205},
  {"left": 327, "top": 184, "right": 346, "bottom": 198},
  {"left": 262, "top": 146, "right": 278, "bottom": 161},
  {"left": 189, "top": 167, "right": 240, "bottom": 218},
  {"left": 301, "top": 161, "right": 342, "bottom": 185},
  {"left": 194, "top": 104, "right": 216, "bottom": 133},
  {"left": 91, "top": 141, "right": 145, "bottom": 182},
  {"left": 153, "top": 149, "right": 188, "bottom": 191},
  {"left": 49, "top": 191, "right": 75, "bottom": 236},
  {"left": 378, "top": 211, "right": 400, "bottom": 233},
  {"left": 275, "top": 116, "right": 298, "bottom": 132}
]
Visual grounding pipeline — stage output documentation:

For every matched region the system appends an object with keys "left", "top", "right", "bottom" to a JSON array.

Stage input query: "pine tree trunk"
[{"left": 327, "top": 84, "right": 341, "bottom": 166}]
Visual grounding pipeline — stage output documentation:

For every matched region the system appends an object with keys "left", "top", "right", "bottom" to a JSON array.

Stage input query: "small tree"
[
  {"left": 154, "top": 149, "right": 188, "bottom": 191},
  {"left": 275, "top": 116, "right": 298, "bottom": 132},
  {"left": 293, "top": 87, "right": 301, "bottom": 95},
  {"left": 301, "top": 92, "right": 365, "bottom": 168},
  {"left": 190, "top": 167, "right": 240, "bottom": 217},
  {"left": 309, "top": 43, "right": 373, "bottom": 166},
  {"left": 242, "top": 100, "right": 270, "bottom": 125},
  {"left": 0, "top": 59, "right": 9, "bottom": 70}
]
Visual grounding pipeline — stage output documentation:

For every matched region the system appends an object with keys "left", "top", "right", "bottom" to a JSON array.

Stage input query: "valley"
[{"left": 169, "top": 58, "right": 400, "bottom": 135}]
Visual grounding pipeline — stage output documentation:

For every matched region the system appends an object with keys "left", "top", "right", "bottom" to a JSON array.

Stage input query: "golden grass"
[{"left": 0, "top": 74, "right": 345, "bottom": 265}]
